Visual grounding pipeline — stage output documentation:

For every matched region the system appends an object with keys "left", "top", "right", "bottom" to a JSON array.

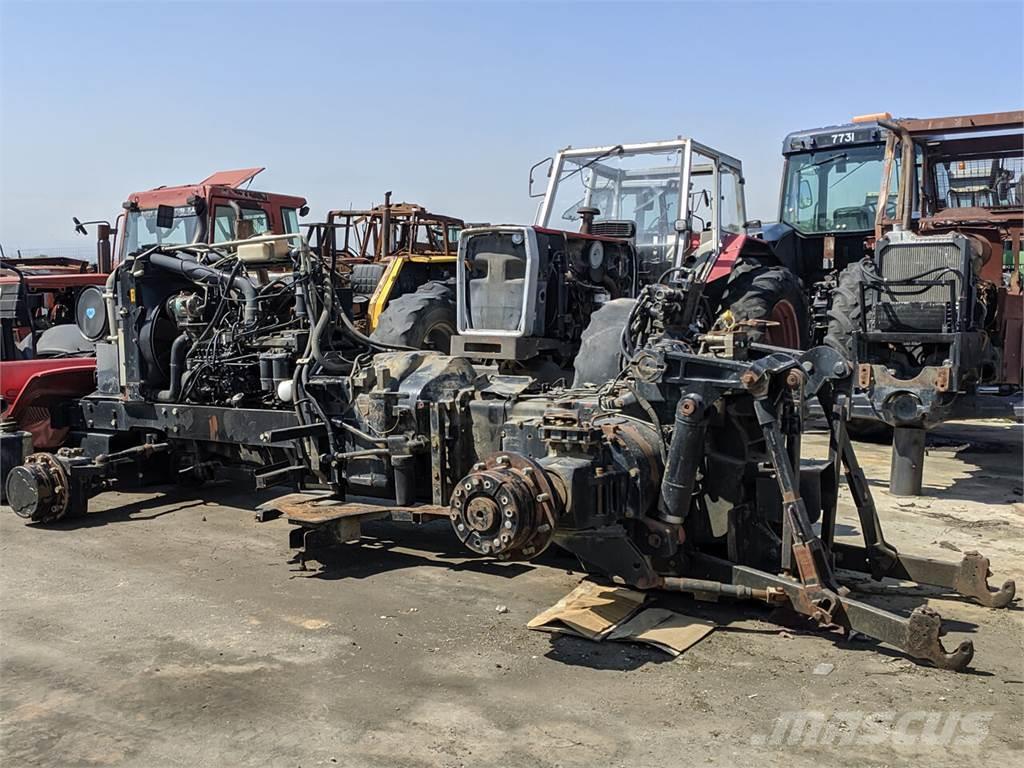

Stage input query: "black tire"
[
  {"left": 824, "top": 260, "right": 872, "bottom": 362},
  {"left": 349, "top": 263, "right": 386, "bottom": 296},
  {"left": 720, "top": 260, "right": 809, "bottom": 348},
  {"left": 825, "top": 262, "right": 888, "bottom": 442},
  {"left": 572, "top": 298, "right": 636, "bottom": 387},
  {"left": 370, "top": 281, "right": 457, "bottom": 353}
]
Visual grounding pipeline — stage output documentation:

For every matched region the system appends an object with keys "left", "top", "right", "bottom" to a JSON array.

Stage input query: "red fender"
[
  {"left": 707, "top": 232, "right": 752, "bottom": 283},
  {"left": 1, "top": 360, "right": 97, "bottom": 449}
]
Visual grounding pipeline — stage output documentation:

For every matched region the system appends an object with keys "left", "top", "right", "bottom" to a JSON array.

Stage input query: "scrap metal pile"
[{"left": 1, "top": 132, "right": 1018, "bottom": 672}]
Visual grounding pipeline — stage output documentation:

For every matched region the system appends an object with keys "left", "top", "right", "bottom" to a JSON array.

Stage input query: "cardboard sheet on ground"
[
  {"left": 606, "top": 607, "right": 714, "bottom": 656},
  {"left": 528, "top": 580, "right": 715, "bottom": 656},
  {"left": 526, "top": 580, "right": 645, "bottom": 640}
]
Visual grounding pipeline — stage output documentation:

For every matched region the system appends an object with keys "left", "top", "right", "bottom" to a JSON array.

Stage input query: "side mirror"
[
  {"left": 73, "top": 216, "right": 88, "bottom": 236},
  {"left": 529, "top": 157, "right": 553, "bottom": 199},
  {"left": 299, "top": 205, "right": 310, "bottom": 217},
  {"left": 156, "top": 205, "right": 175, "bottom": 229}
]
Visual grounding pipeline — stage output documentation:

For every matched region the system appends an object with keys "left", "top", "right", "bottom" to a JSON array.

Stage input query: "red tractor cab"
[{"left": 119, "top": 168, "right": 307, "bottom": 259}]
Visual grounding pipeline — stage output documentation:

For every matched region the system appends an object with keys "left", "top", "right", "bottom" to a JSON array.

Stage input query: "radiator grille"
[
  {"left": 877, "top": 240, "right": 963, "bottom": 305},
  {"left": 591, "top": 220, "right": 636, "bottom": 239}
]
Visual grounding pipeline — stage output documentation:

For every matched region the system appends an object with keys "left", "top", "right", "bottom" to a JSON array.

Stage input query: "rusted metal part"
[
  {"left": 730, "top": 565, "right": 974, "bottom": 671},
  {"left": 894, "top": 111, "right": 1024, "bottom": 135},
  {"left": 866, "top": 363, "right": 951, "bottom": 393},
  {"left": 311, "top": 199, "right": 465, "bottom": 265},
  {"left": 953, "top": 551, "right": 1017, "bottom": 608},
  {"left": 449, "top": 453, "right": 559, "bottom": 561},
  {"left": 8, "top": 452, "right": 70, "bottom": 523},
  {"left": 832, "top": 543, "right": 1016, "bottom": 608},
  {"left": 857, "top": 363, "right": 872, "bottom": 389},
  {"left": 657, "top": 576, "right": 785, "bottom": 603},
  {"left": 263, "top": 493, "right": 448, "bottom": 525},
  {"left": 999, "top": 286, "right": 1023, "bottom": 385},
  {"left": 903, "top": 607, "right": 975, "bottom": 670}
]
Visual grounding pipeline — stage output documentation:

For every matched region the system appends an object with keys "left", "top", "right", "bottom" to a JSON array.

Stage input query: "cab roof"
[{"left": 126, "top": 167, "right": 306, "bottom": 209}]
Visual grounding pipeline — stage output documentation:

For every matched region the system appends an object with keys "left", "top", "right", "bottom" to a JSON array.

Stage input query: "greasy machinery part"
[
  {"left": 658, "top": 394, "right": 706, "bottom": 525},
  {"left": 6, "top": 452, "right": 70, "bottom": 523},
  {"left": 6, "top": 443, "right": 172, "bottom": 524},
  {"left": 450, "top": 453, "right": 559, "bottom": 560},
  {"left": 710, "top": 363, "right": 977, "bottom": 670}
]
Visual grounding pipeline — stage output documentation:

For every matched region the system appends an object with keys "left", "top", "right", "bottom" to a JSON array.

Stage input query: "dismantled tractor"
[
  {"left": 391, "top": 139, "right": 808, "bottom": 378},
  {"left": 304, "top": 195, "right": 465, "bottom": 351},
  {"left": 3, "top": 216, "right": 1014, "bottom": 670},
  {"left": 1, "top": 168, "right": 307, "bottom": 489},
  {"left": 823, "top": 112, "right": 1023, "bottom": 494}
]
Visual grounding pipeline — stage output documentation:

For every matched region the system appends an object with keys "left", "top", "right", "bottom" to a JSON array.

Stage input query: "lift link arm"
[
  {"left": 743, "top": 372, "right": 975, "bottom": 670},
  {"left": 820, "top": 387, "right": 1015, "bottom": 608}
]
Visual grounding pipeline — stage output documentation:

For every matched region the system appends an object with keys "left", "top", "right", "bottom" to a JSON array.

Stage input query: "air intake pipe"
[{"left": 149, "top": 252, "right": 258, "bottom": 325}]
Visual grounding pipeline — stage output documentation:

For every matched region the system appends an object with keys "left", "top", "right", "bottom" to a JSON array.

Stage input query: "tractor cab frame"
[
  {"left": 307, "top": 195, "right": 465, "bottom": 333},
  {"left": 453, "top": 138, "right": 757, "bottom": 365}
]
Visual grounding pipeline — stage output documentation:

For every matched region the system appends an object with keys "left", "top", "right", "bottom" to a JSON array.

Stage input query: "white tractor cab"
[{"left": 448, "top": 138, "right": 806, "bottom": 377}]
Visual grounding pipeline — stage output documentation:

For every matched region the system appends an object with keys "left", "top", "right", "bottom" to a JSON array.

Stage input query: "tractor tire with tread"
[
  {"left": 824, "top": 260, "right": 872, "bottom": 361},
  {"left": 720, "top": 260, "right": 809, "bottom": 348},
  {"left": 349, "top": 263, "right": 386, "bottom": 296},
  {"left": 824, "top": 261, "right": 891, "bottom": 443},
  {"left": 370, "top": 281, "right": 457, "bottom": 354},
  {"left": 572, "top": 298, "right": 636, "bottom": 387}
]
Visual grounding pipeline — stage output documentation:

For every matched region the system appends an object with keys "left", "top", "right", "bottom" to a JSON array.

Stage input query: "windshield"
[
  {"left": 541, "top": 146, "right": 684, "bottom": 245},
  {"left": 122, "top": 207, "right": 201, "bottom": 255},
  {"left": 781, "top": 144, "right": 897, "bottom": 235}
]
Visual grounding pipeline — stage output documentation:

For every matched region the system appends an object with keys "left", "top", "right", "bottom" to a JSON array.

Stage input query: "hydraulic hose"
[
  {"left": 149, "top": 252, "right": 258, "bottom": 325},
  {"left": 155, "top": 333, "right": 191, "bottom": 402},
  {"left": 310, "top": 272, "right": 414, "bottom": 372}
]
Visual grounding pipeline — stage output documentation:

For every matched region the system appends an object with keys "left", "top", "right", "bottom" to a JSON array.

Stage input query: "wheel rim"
[{"left": 765, "top": 300, "right": 801, "bottom": 348}]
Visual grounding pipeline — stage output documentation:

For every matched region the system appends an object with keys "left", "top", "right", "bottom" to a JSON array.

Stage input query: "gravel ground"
[{"left": 1, "top": 421, "right": 1021, "bottom": 767}]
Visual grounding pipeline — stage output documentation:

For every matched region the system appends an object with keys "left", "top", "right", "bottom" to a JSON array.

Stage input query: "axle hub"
[
  {"left": 449, "top": 454, "right": 559, "bottom": 561},
  {"left": 6, "top": 453, "right": 71, "bottom": 524}
]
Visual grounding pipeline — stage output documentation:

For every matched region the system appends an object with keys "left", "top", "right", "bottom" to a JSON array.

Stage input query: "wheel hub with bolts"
[
  {"left": 449, "top": 454, "right": 560, "bottom": 560},
  {"left": 6, "top": 452, "right": 71, "bottom": 524}
]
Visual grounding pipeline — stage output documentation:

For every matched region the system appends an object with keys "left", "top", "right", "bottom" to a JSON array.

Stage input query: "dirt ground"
[{"left": 1, "top": 421, "right": 1021, "bottom": 767}]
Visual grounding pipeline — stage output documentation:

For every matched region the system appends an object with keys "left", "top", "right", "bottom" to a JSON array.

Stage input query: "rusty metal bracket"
[
  {"left": 730, "top": 565, "right": 974, "bottom": 671},
  {"left": 833, "top": 544, "right": 1016, "bottom": 609}
]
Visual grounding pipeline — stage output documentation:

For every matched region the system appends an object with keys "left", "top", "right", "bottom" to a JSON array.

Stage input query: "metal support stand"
[{"left": 890, "top": 426, "right": 926, "bottom": 496}]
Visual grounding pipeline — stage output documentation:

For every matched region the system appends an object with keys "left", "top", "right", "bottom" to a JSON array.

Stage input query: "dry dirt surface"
[{"left": 1, "top": 421, "right": 1021, "bottom": 767}]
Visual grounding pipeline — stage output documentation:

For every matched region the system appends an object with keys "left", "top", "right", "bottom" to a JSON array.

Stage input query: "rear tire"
[
  {"left": 720, "top": 261, "right": 809, "bottom": 348},
  {"left": 824, "top": 260, "right": 872, "bottom": 361},
  {"left": 349, "top": 263, "right": 386, "bottom": 296},
  {"left": 371, "top": 281, "right": 457, "bottom": 353},
  {"left": 825, "top": 262, "right": 889, "bottom": 442},
  {"left": 572, "top": 299, "right": 636, "bottom": 387}
]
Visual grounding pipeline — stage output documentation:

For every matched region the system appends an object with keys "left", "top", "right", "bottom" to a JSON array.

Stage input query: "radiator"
[{"left": 871, "top": 232, "right": 969, "bottom": 331}]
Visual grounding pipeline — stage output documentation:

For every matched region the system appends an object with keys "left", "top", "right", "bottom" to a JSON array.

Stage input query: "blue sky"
[{"left": 1, "top": 0, "right": 1021, "bottom": 254}]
